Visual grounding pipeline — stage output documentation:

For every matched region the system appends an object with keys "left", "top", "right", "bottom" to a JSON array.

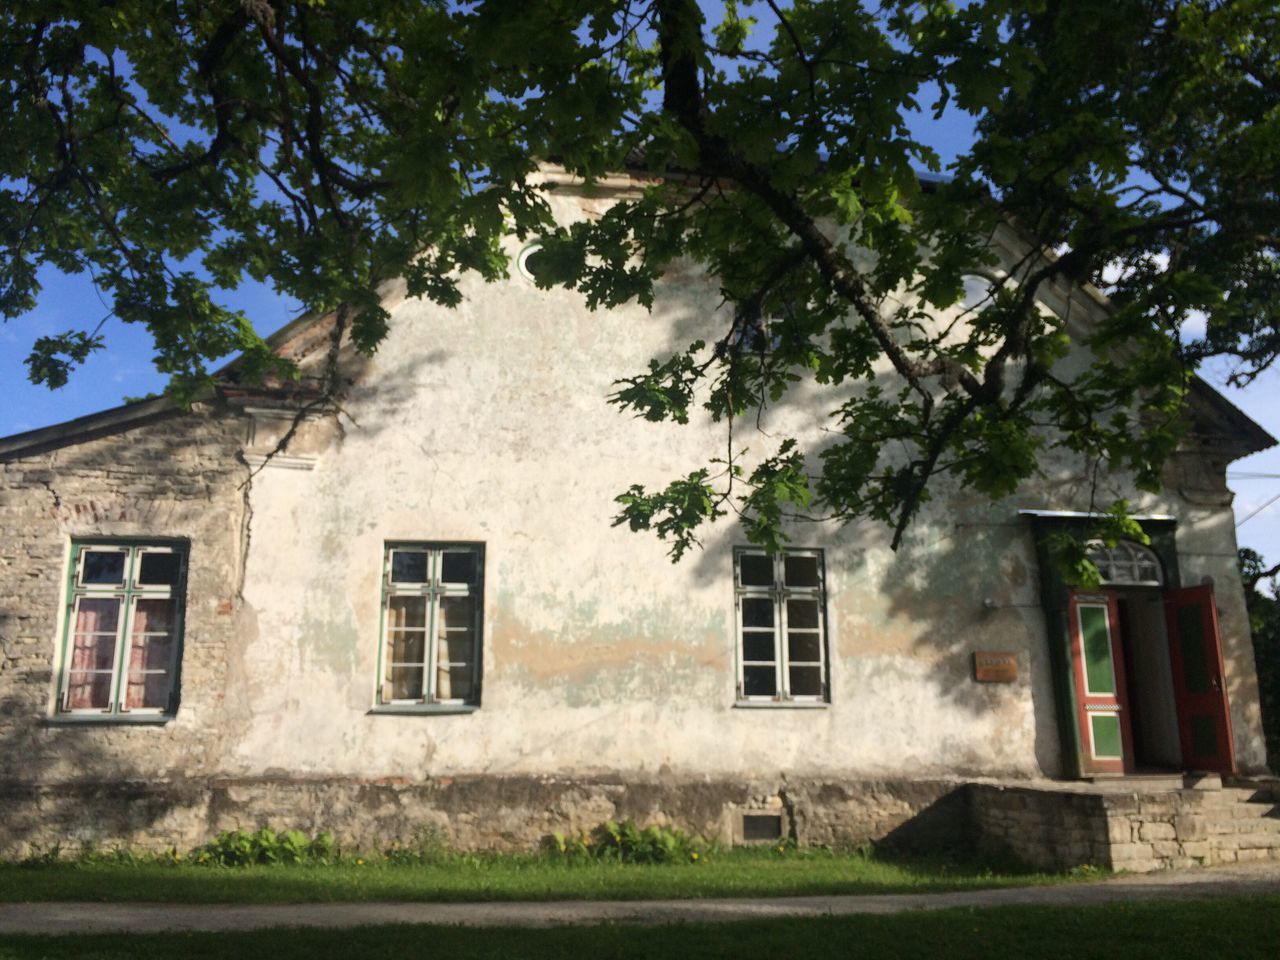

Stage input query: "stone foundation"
[
  {"left": 7, "top": 774, "right": 1277, "bottom": 869},
  {"left": 0, "top": 775, "right": 974, "bottom": 859}
]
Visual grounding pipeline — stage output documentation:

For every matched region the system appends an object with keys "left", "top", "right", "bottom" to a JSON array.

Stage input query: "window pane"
[
  {"left": 784, "top": 554, "right": 820, "bottom": 588},
  {"left": 67, "top": 672, "right": 113, "bottom": 710},
  {"left": 78, "top": 641, "right": 117, "bottom": 671},
  {"left": 742, "top": 598, "right": 774, "bottom": 629},
  {"left": 387, "top": 630, "right": 426, "bottom": 666},
  {"left": 126, "top": 599, "right": 176, "bottom": 710},
  {"left": 743, "top": 666, "right": 777, "bottom": 697},
  {"left": 441, "top": 551, "right": 477, "bottom": 585},
  {"left": 137, "top": 552, "right": 181, "bottom": 587},
  {"left": 438, "top": 664, "right": 475, "bottom": 702},
  {"left": 739, "top": 554, "right": 773, "bottom": 587},
  {"left": 81, "top": 551, "right": 126, "bottom": 585},
  {"left": 789, "top": 665, "right": 823, "bottom": 697},
  {"left": 788, "top": 632, "right": 822, "bottom": 663},
  {"left": 76, "top": 597, "right": 121, "bottom": 636},
  {"left": 125, "top": 638, "right": 173, "bottom": 709},
  {"left": 131, "top": 634, "right": 174, "bottom": 672},
  {"left": 437, "top": 628, "right": 473, "bottom": 666},
  {"left": 742, "top": 631, "right": 776, "bottom": 663},
  {"left": 133, "top": 598, "right": 176, "bottom": 634},
  {"left": 127, "top": 672, "right": 171, "bottom": 709},
  {"left": 68, "top": 597, "right": 121, "bottom": 708},
  {"left": 390, "top": 550, "right": 429, "bottom": 584},
  {"left": 387, "top": 666, "right": 424, "bottom": 700},
  {"left": 787, "top": 598, "right": 819, "bottom": 629},
  {"left": 439, "top": 596, "right": 475, "bottom": 632},
  {"left": 387, "top": 596, "right": 427, "bottom": 630}
]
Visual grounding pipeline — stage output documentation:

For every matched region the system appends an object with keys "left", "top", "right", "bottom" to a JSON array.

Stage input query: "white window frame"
[
  {"left": 734, "top": 547, "right": 829, "bottom": 704},
  {"left": 377, "top": 542, "right": 484, "bottom": 709},
  {"left": 56, "top": 541, "right": 187, "bottom": 719},
  {"left": 1087, "top": 540, "right": 1164, "bottom": 586}
]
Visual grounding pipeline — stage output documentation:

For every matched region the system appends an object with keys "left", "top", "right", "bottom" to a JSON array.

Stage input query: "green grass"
[
  {"left": 0, "top": 848, "right": 1068, "bottom": 904},
  {"left": 2, "top": 897, "right": 1278, "bottom": 959}
]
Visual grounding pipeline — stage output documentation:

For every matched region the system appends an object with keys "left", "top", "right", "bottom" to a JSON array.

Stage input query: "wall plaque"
[{"left": 974, "top": 651, "right": 1018, "bottom": 683}]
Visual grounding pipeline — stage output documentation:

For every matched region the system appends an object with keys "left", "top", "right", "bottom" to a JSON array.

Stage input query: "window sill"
[
  {"left": 43, "top": 714, "right": 174, "bottom": 727},
  {"left": 368, "top": 704, "right": 480, "bottom": 716},
  {"left": 733, "top": 700, "right": 829, "bottom": 710}
]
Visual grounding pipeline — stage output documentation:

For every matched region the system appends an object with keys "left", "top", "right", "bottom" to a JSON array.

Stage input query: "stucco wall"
[
  {"left": 223, "top": 200, "right": 1055, "bottom": 786},
  {"left": 0, "top": 183, "right": 1268, "bottom": 857}
]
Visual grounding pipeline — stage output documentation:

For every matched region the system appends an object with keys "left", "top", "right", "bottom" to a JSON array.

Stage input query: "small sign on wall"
[{"left": 974, "top": 651, "right": 1018, "bottom": 683}]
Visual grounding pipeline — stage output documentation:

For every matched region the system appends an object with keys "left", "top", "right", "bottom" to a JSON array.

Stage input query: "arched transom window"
[{"left": 1088, "top": 540, "right": 1164, "bottom": 586}]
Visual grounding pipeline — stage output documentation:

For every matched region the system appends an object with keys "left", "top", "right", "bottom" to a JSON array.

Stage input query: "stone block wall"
[
  {"left": 0, "top": 402, "right": 249, "bottom": 855},
  {"left": 0, "top": 774, "right": 974, "bottom": 859},
  {"left": 969, "top": 783, "right": 1280, "bottom": 872},
  {"left": 969, "top": 784, "right": 1112, "bottom": 869},
  {"left": 1094, "top": 791, "right": 1214, "bottom": 872}
]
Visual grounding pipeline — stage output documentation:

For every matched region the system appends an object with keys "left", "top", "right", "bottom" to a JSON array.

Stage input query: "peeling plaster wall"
[
  {"left": 0, "top": 185, "right": 1268, "bottom": 856},
  {"left": 218, "top": 186, "right": 1189, "bottom": 787}
]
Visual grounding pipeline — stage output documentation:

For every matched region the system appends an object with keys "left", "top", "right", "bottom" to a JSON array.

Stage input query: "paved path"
[{"left": 2, "top": 862, "right": 1279, "bottom": 935}]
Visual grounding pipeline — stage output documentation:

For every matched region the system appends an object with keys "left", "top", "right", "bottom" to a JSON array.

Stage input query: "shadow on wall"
[{"left": 0, "top": 720, "right": 206, "bottom": 858}]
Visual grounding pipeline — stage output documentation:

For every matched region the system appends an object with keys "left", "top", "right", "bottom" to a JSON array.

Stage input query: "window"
[
  {"left": 515, "top": 241, "right": 547, "bottom": 282},
  {"left": 1088, "top": 540, "right": 1163, "bottom": 586},
  {"left": 734, "top": 548, "right": 828, "bottom": 703},
  {"left": 57, "top": 541, "right": 187, "bottom": 718},
  {"left": 378, "top": 543, "right": 483, "bottom": 707}
]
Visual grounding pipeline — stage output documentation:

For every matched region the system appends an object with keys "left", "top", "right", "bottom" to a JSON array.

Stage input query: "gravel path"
[{"left": 2, "top": 862, "right": 1279, "bottom": 935}]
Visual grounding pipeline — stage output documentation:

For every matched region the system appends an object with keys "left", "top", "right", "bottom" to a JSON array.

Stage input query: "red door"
[
  {"left": 1164, "top": 586, "right": 1236, "bottom": 774},
  {"left": 1067, "top": 591, "right": 1134, "bottom": 775}
]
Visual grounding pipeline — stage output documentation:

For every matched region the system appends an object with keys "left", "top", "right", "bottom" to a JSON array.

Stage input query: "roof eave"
[{"left": 0, "top": 396, "right": 181, "bottom": 461}]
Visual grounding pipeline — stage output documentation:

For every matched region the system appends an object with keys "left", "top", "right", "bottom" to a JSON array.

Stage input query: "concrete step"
[
  {"left": 1198, "top": 798, "right": 1280, "bottom": 817},
  {"left": 1086, "top": 773, "right": 1222, "bottom": 792},
  {"left": 1206, "top": 816, "right": 1280, "bottom": 836},
  {"left": 1223, "top": 775, "right": 1280, "bottom": 801},
  {"left": 1198, "top": 787, "right": 1280, "bottom": 807}
]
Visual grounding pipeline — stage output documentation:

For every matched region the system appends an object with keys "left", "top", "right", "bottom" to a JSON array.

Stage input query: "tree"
[
  {"left": 1240, "top": 548, "right": 1280, "bottom": 771},
  {"left": 3, "top": 1, "right": 1277, "bottom": 557}
]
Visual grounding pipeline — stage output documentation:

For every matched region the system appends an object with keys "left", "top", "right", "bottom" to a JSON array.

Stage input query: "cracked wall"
[{"left": 0, "top": 182, "right": 1268, "bottom": 855}]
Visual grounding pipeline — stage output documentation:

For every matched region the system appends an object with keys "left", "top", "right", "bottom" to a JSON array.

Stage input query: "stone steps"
[
  {"left": 970, "top": 778, "right": 1280, "bottom": 874},
  {"left": 1205, "top": 815, "right": 1280, "bottom": 834},
  {"left": 1200, "top": 789, "right": 1280, "bottom": 865}
]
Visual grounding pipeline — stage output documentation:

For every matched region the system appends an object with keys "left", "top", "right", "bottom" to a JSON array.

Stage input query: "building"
[{"left": 1, "top": 168, "right": 1276, "bottom": 870}]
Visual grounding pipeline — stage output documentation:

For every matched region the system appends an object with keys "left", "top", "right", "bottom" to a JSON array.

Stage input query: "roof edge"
[
  {"left": 1187, "top": 377, "right": 1277, "bottom": 460},
  {"left": 0, "top": 396, "right": 181, "bottom": 461}
]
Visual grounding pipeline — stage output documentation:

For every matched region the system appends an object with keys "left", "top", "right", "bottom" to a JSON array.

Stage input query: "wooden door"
[
  {"left": 1067, "top": 591, "right": 1134, "bottom": 774},
  {"left": 1164, "top": 586, "right": 1236, "bottom": 774}
]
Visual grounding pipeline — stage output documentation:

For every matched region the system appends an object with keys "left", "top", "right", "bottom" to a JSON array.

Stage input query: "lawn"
[
  {"left": 2, "top": 897, "right": 1278, "bottom": 960},
  {"left": 0, "top": 847, "right": 1068, "bottom": 904}
]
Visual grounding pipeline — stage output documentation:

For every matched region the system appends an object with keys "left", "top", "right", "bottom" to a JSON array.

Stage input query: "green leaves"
[
  {"left": 4, "top": 0, "right": 1273, "bottom": 561},
  {"left": 738, "top": 440, "right": 813, "bottom": 555},
  {"left": 610, "top": 343, "right": 706, "bottom": 425},
  {"left": 614, "top": 470, "right": 723, "bottom": 562},
  {"left": 26, "top": 330, "right": 105, "bottom": 389}
]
